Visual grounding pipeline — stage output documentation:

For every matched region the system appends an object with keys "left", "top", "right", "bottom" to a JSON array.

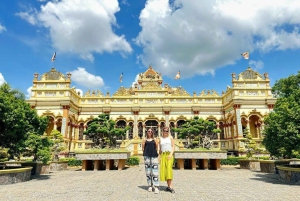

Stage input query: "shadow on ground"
[
  {"left": 250, "top": 173, "right": 300, "bottom": 186},
  {"left": 30, "top": 175, "right": 51, "bottom": 181}
]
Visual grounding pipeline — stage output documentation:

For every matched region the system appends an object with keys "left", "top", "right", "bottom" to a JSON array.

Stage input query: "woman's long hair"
[{"left": 146, "top": 128, "right": 155, "bottom": 139}]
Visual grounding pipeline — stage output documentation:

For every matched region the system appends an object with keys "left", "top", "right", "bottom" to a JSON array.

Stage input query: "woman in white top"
[{"left": 159, "top": 127, "right": 175, "bottom": 193}]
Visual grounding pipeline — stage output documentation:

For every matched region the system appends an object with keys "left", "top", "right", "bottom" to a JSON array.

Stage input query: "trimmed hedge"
[
  {"left": 60, "top": 158, "right": 82, "bottom": 166},
  {"left": 126, "top": 156, "right": 140, "bottom": 166},
  {"left": 221, "top": 156, "right": 271, "bottom": 165},
  {"left": 221, "top": 157, "right": 247, "bottom": 165}
]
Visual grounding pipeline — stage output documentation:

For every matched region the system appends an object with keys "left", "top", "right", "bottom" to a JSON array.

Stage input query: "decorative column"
[
  {"left": 54, "top": 121, "right": 58, "bottom": 130},
  {"left": 158, "top": 123, "right": 161, "bottom": 137},
  {"left": 143, "top": 123, "right": 146, "bottom": 138},
  {"left": 232, "top": 121, "right": 237, "bottom": 138},
  {"left": 164, "top": 111, "right": 170, "bottom": 129},
  {"left": 126, "top": 123, "right": 129, "bottom": 139},
  {"left": 174, "top": 124, "right": 178, "bottom": 139},
  {"left": 228, "top": 123, "right": 232, "bottom": 139},
  {"left": 83, "top": 125, "right": 87, "bottom": 140},
  {"left": 223, "top": 124, "right": 227, "bottom": 139},
  {"left": 233, "top": 104, "right": 243, "bottom": 138},
  {"left": 133, "top": 111, "right": 139, "bottom": 138},
  {"left": 70, "top": 124, "right": 75, "bottom": 151},
  {"left": 260, "top": 121, "right": 265, "bottom": 137},
  {"left": 62, "top": 105, "right": 70, "bottom": 138},
  {"left": 216, "top": 123, "right": 220, "bottom": 139}
]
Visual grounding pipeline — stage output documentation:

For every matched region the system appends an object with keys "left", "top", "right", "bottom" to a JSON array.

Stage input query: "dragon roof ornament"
[
  {"left": 113, "top": 86, "right": 131, "bottom": 96},
  {"left": 83, "top": 90, "right": 104, "bottom": 97},
  {"left": 171, "top": 86, "right": 190, "bottom": 96},
  {"left": 199, "top": 90, "right": 220, "bottom": 97}
]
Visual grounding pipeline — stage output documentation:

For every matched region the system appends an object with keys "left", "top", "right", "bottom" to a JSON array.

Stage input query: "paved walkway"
[{"left": 0, "top": 162, "right": 299, "bottom": 201}]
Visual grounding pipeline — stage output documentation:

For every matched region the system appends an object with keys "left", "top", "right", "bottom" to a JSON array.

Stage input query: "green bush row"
[
  {"left": 221, "top": 157, "right": 247, "bottom": 165},
  {"left": 60, "top": 158, "right": 82, "bottom": 166},
  {"left": 221, "top": 156, "right": 271, "bottom": 165},
  {"left": 126, "top": 156, "right": 140, "bottom": 166}
]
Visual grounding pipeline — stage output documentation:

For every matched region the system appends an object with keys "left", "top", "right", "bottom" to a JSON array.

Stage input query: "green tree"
[
  {"left": 0, "top": 83, "right": 48, "bottom": 159},
  {"left": 262, "top": 71, "right": 300, "bottom": 158},
  {"left": 174, "top": 117, "right": 221, "bottom": 149},
  {"left": 241, "top": 129, "right": 260, "bottom": 159},
  {"left": 24, "top": 133, "right": 53, "bottom": 164},
  {"left": 84, "top": 114, "right": 129, "bottom": 148},
  {"left": 49, "top": 129, "right": 67, "bottom": 161}
]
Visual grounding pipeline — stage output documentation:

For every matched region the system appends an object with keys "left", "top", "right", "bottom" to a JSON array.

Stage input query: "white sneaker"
[
  {"left": 148, "top": 186, "right": 153, "bottom": 192},
  {"left": 154, "top": 187, "right": 159, "bottom": 194}
]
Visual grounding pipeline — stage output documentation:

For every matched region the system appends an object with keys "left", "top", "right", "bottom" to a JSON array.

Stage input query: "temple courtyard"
[{"left": 1, "top": 161, "right": 299, "bottom": 201}]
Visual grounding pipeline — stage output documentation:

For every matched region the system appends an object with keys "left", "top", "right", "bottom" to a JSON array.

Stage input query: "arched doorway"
[
  {"left": 116, "top": 120, "right": 127, "bottom": 140},
  {"left": 249, "top": 115, "right": 260, "bottom": 138}
]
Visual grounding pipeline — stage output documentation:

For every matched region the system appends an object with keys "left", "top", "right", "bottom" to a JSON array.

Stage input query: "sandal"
[{"left": 169, "top": 188, "right": 175, "bottom": 194}]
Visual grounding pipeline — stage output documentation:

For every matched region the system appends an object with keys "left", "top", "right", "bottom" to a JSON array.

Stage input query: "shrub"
[
  {"left": 60, "top": 158, "right": 82, "bottom": 166},
  {"left": 221, "top": 157, "right": 247, "bottom": 165},
  {"left": 126, "top": 156, "right": 140, "bottom": 166},
  {"left": 0, "top": 147, "right": 9, "bottom": 161}
]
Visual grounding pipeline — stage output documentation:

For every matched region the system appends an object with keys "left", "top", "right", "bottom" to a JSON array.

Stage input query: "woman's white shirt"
[{"left": 160, "top": 136, "right": 172, "bottom": 152}]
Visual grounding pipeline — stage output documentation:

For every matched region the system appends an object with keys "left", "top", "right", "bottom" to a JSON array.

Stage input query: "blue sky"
[{"left": 0, "top": 0, "right": 300, "bottom": 98}]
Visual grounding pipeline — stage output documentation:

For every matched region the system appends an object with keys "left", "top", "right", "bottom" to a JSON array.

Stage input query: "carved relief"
[
  {"left": 238, "top": 67, "right": 264, "bottom": 80},
  {"left": 41, "top": 68, "right": 66, "bottom": 80},
  {"left": 113, "top": 87, "right": 131, "bottom": 96},
  {"left": 171, "top": 87, "right": 190, "bottom": 96},
  {"left": 141, "top": 81, "right": 162, "bottom": 90},
  {"left": 199, "top": 90, "right": 220, "bottom": 97}
]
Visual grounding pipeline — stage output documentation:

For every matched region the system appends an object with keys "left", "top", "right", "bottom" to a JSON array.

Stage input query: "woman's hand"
[{"left": 167, "top": 154, "right": 172, "bottom": 160}]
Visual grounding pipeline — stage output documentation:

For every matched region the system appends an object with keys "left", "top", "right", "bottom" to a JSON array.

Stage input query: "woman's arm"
[
  {"left": 170, "top": 136, "right": 175, "bottom": 155},
  {"left": 142, "top": 139, "right": 146, "bottom": 152},
  {"left": 156, "top": 138, "right": 160, "bottom": 155}
]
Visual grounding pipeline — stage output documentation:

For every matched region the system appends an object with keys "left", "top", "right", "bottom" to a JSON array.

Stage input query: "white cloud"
[
  {"left": 33, "top": 0, "right": 132, "bottom": 60},
  {"left": 15, "top": 11, "right": 38, "bottom": 25},
  {"left": 135, "top": 0, "right": 300, "bottom": 78},
  {"left": 26, "top": 86, "right": 32, "bottom": 99},
  {"left": 69, "top": 67, "right": 104, "bottom": 88},
  {"left": 121, "top": 0, "right": 129, "bottom": 6},
  {"left": 0, "top": 23, "right": 6, "bottom": 33},
  {"left": 249, "top": 60, "right": 264, "bottom": 71},
  {"left": 131, "top": 74, "right": 139, "bottom": 88},
  {"left": 0, "top": 73, "right": 6, "bottom": 85}
]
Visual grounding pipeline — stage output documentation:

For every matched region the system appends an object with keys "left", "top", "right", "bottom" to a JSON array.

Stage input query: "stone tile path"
[{"left": 0, "top": 162, "right": 299, "bottom": 201}]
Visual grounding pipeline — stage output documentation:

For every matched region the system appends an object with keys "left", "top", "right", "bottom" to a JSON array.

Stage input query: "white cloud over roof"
[
  {"left": 69, "top": 67, "right": 104, "bottom": 88},
  {"left": 18, "top": 0, "right": 132, "bottom": 62},
  {"left": 135, "top": 0, "right": 300, "bottom": 78}
]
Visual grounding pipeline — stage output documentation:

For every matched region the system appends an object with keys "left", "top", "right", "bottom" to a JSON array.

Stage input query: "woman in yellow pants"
[{"left": 159, "top": 127, "right": 175, "bottom": 193}]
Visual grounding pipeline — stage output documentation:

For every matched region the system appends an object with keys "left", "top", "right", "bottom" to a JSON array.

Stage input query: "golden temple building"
[{"left": 27, "top": 66, "right": 276, "bottom": 155}]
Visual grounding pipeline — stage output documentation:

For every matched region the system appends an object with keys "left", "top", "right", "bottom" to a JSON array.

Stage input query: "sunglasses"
[
  {"left": 163, "top": 130, "right": 169, "bottom": 132},
  {"left": 147, "top": 131, "right": 153, "bottom": 133}
]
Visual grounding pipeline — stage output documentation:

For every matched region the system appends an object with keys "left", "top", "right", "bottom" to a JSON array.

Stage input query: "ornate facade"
[{"left": 27, "top": 66, "right": 276, "bottom": 153}]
